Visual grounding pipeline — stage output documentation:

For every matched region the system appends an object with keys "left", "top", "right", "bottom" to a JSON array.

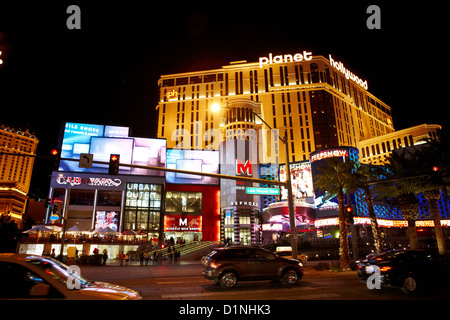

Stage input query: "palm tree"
[
  {"left": 351, "top": 164, "right": 383, "bottom": 254},
  {"left": 313, "top": 158, "right": 357, "bottom": 271},
  {"left": 415, "top": 128, "right": 449, "bottom": 254},
  {"left": 381, "top": 149, "right": 424, "bottom": 250}
]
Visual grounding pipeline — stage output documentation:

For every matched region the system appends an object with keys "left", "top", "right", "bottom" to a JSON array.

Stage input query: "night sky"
[{"left": 0, "top": 1, "right": 447, "bottom": 195}]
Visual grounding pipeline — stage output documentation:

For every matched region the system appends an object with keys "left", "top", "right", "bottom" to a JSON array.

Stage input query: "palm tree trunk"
[
  {"left": 407, "top": 219, "right": 419, "bottom": 250},
  {"left": 426, "top": 191, "right": 447, "bottom": 255},
  {"left": 365, "top": 187, "right": 383, "bottom": 254},
  {"left": 337, "top": 190, "right": 350, "bottom": 271}
]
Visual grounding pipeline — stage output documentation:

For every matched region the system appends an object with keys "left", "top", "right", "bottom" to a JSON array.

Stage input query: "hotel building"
[
  {"left": 156, "top": 52, "right": 395, "bottom": 163},
  {"left": 0, "top": 125, "right": 39, "bottom": 224},
  {"left": 155, "top": 53, "right": 446, "bottom": 245}
]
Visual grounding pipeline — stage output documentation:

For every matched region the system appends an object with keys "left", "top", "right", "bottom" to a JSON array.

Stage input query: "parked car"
[
  {"left": 357, "top": 249, "right": 450, "bottom": 293},
  {"left": 202, "top": 246, "right": 304, "bottom": 288},
  {"left": 275, "top": 246, "right": 307, "bottom": 264},
  {"left": 0, "top": 253, "right": 141, "bottom": 299}
]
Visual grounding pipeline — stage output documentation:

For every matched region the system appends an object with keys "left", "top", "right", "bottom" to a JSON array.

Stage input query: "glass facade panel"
[{"left": 124, "top": 183, "right": 162, "bottom": 233}]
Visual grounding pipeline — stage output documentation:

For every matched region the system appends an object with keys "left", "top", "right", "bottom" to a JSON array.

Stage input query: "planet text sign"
[{"left": 259, "top": 51, "right": 313, "bottom": 68}]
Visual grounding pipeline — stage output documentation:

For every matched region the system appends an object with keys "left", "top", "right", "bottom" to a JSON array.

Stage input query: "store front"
[
  {"left": 164, "top": 184, "right": 221, "bottom": 242},
  {"left": 47, "top": 172, "right": 165, "bottom": 239}
]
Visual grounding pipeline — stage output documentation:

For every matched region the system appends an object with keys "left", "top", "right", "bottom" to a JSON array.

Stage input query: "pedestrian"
[
  {"left": 177, "top": 250, "right": 181, "bottom": 263},
  {"left": 120, "top": 252, "right": 124, "bottom": 266},
  {"left": 125, "top": 253, "right": 129, "bottom": 266},
  {"left": 173, "top": 249, "right": 178, "bottom": 263},
  {"left": 157, "top": 250, "right": 162, "bottom": 264},
  {"left": 153, "top": 251, "right": 157, "bottom": 265},
  {"left": 51, "top": 248, "right": 56, "bottom": 258},
  {"left": 102, "top": 249, "right": 108, "bottom": 265},
  {"left": 144, "top": 251, "right": 149, "bottom": 265},
  {"left": 168, "top": 247, "right": 172, "bottom": 263},
  {"left": 139, "top": 251, "right": 144, "bottom": 266}
]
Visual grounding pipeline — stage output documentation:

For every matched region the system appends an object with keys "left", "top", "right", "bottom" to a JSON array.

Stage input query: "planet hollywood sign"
[{"left": 56, "top": 175, "right": 122, "bottom": 187}]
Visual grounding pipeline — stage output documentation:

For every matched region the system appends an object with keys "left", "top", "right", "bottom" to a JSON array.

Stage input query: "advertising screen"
[
  {"left": 279, "top": 161, "right": 314, "bottom": 201},
  {"left": 309, "top": 147, "right": 359, "bottom": 216},
  {"left": 94, "top": 211, "right": 119, "bottom": 231},
  {"left": 166, "top": 149, "right": 219, "bottom": 185},
  {"left": 59, "top": 122, "right": 166, "bottom": 176},
  {"left": 164, "top": 215, "right": 202, "bottom": 232}
]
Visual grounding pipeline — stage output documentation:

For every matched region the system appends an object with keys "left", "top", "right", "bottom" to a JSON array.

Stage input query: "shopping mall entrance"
[{"left": 164, "top": 231, "right": 202, "bottom": 243}]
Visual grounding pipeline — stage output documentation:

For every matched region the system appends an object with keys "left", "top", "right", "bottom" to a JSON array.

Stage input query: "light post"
[{"left": 212, "top": 102, "right": 298, "bottom": 260}]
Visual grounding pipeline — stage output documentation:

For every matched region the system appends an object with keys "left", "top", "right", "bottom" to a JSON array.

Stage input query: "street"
[{"left": 79, "top": 261, "right": 450, "bottom": 301}]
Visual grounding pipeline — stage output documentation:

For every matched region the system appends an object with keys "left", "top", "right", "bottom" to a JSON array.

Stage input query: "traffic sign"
[
  {"left": 245, "top": 187, "right": 280, "bottom": 195},
  {"left": 79, "top": 153, "right": 93, "bottom": 168}
]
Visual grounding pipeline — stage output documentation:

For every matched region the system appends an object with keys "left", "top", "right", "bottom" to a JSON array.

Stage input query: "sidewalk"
[{"left": 103, "top": 259, "right": 202, "bottom": 267}]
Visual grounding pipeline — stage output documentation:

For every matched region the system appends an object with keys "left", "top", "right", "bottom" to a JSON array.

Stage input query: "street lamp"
[{"left": 212, "top": 102, "right": 299, "bottom": 260}]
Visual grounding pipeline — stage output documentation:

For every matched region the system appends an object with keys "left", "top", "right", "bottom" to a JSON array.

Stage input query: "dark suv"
[{"left": 202, "top": 246, "right": 304, "bottom": 288}]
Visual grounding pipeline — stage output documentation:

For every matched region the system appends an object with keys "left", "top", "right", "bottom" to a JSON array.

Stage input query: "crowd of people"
[{"left": 118, "top": 246, "right": 181, "bottom": 266}]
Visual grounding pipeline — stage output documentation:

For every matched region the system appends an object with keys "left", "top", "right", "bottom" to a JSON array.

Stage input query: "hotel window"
[
  {"left": 279, "top": 66, "right": 284, "bottom": 86},
  {"left": 269, "top": 68, "right": 274, "bottom": 87}
]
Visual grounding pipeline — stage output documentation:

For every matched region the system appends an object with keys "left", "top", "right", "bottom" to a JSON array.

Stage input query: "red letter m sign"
[{"left": 236, "top": 159, "right": 252, "bottom": 176}]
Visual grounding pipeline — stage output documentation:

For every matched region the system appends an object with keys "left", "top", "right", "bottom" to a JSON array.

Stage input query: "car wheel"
[
  {"left": 220, "top": 271, "right": 238, "bottom": 289},
  {"left": 282, "top": 269, "right": 299, "bottom": 286},
  {"left": 402, "top": 276, "right": 418, "bottom": 294}
]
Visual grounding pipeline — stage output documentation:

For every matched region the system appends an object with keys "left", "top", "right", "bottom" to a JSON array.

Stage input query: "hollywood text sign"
[{"left": 329, "top": 54, "right": 368, "bottom": 90}]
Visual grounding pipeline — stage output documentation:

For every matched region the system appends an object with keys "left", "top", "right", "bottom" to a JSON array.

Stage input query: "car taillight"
[
  {"left": 210, "top": 262, "right": 221, "bottom": 269},
  {"left": 380, "top": 266, "right": 392, "bottom": 272}
]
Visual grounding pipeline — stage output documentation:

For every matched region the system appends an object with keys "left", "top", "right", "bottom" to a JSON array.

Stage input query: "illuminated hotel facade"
[
  {"left": 156, "top": 52, "right": 395, "bottom": 163},
  {"left": 0, "top": 125, "right": 39, "bottom": 224},
  {"left": 156, "top": 53, "right": 446, "bottom": 244}
]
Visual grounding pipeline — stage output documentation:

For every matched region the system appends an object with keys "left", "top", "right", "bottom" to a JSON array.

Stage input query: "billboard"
[
  {"left": 309, "top": 147, "right": 359, "bottom": 216},
  {"left": 94, "top": 211, "right": 119, "bottom": 231},
  {"left": 166, "top": 149, "right": 219, "bottom": 185},
  {"left": 164, "top": 215, "right": 202, "bottom": 232},
  {"left": 59, "top": 122, "right": 166, "bottom": 176},
  {"left": 279, "top": 161, "right": 314, "bottom": 201}
]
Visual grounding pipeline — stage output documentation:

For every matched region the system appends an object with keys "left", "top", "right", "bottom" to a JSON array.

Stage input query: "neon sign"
[
  {"left": 166, "top": 89, "right": 178, "bottom": 100},
  {"left": 310, "top": 149, "right": 349, "bottom": 163},
  {"left": 259, "top": 51, "right": 312, "bottom": 68},
  {"left": 329, "top": 54, "right": 368, "bottom": 90},
  {"left": 236, "top": 159, "right": 252, "bottom": 176},
  {"left": 56, "top": 176, "right": 122, "bottom": 187}
]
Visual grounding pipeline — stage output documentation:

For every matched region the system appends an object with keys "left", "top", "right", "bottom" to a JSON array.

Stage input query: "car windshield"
[
  {"left": 26, "top": 257, "right": 91, "bottom": 289},
  {"left": 205, "top": 250, "right": 219, "bottom": 259}
]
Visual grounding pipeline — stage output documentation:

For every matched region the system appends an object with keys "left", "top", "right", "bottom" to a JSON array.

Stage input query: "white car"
[{"left": 0, "top": 253, "right": 141, "bottom": 300}]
